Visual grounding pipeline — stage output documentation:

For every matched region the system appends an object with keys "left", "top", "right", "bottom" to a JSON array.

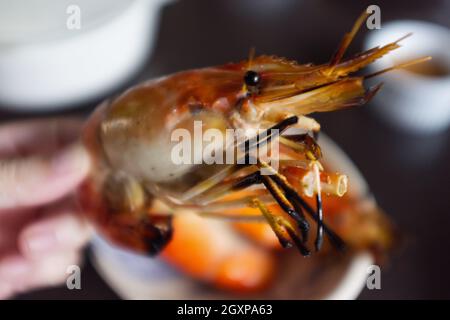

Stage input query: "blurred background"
[{"left": 0, "top": 0, "right": 449, "bottom": 299}]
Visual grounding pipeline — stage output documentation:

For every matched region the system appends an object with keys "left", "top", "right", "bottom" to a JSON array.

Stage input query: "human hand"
[{"left": 0, "top": 118, "right": 92, "bottom": 299}]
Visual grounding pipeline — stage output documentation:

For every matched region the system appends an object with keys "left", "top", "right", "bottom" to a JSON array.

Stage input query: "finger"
[
  {"left": 0, "top": 282, "right": 13, "bottom": 300},
  {"left": 28, "top": 251, "right": 83, "bottom": 288},
  {"left": 0, "top": 118, "right": 83, "bottom": 157},
  {"left": 0, "top": 142, "right": 90, "bottom": 209},
  {"left": 0, "top": 207, "right": 37, "bottom": 256},
  {"left": 19, "top": 210, "right": 92, "bottom": 259},
  {"left": 0, "top": 255, "right": 32, "bottom": 299},
  {"left": 0, "top": 251, "right": 83, "bottom": 298},
  {"left": 0, "top": 255, "right": 31, "bottom": 281}
]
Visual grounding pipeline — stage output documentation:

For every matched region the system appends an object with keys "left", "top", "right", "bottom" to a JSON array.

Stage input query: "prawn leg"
[
  {"left": 265, "top": 165, "right": 346, "bottom": 251},
  {"left": 252, "top": 198, "right": 310, "bottom": 256},
  {"left": 258, "top": 173, "right": 309, "bottom": 242},
  {"left": 201, "top": 168, "right": 313, "bottom": 254},
  {"left": 221, "top": 167, "right": 311, "bottom": 243},
  {"left": 280, "top": 134, "right": 325, "bottom": 251},
  {"left": 194, "top": 168, "right": 311, "bottom": 254},
  {"left": 181, "top": 115, "right": 344, "bottom": 253}
]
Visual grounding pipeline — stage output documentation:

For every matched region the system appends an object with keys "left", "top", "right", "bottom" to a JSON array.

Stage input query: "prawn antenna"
[
  {"left": 364, "top": 56, "right": 432, "bottom": 79},
  {"left": 247, "top": 47, "right": 256, "bottom": 69},
  {"left": 328, "top": 10, "right": 369, "bottom": 71}
]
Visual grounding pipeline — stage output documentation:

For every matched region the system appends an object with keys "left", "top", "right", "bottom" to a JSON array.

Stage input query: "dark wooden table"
[{"left": 3, "top": 0, "right": 449, "bottom": 299}]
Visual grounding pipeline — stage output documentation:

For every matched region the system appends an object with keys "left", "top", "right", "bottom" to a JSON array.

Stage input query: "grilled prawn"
[{"left": 77, "top": 13, "right": 426, "bottom": 291}]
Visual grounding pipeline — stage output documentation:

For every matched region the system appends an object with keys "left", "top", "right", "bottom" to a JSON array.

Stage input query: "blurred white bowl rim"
[
  {"left": 364, "top": 20, "right": 450, "bottom": 134},
  {"left": 0, "top": 0, "right": 171, "bottom": 111}
]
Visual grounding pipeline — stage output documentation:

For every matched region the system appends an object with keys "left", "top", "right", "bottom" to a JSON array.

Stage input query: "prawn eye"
[{"left": 244, "top": 70, "right": 260, "bottom": 87}]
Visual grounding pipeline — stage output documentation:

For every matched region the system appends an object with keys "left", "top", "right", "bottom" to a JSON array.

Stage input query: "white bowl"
[
  {"left": 89, "top": 133, "right": 375, "bottom": 300},
  {"left": 0, "top": 0, "right": 169, "bottom": 111},
  {"left": 364, "top": 20, "right": 450, "bottom": 134}
]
